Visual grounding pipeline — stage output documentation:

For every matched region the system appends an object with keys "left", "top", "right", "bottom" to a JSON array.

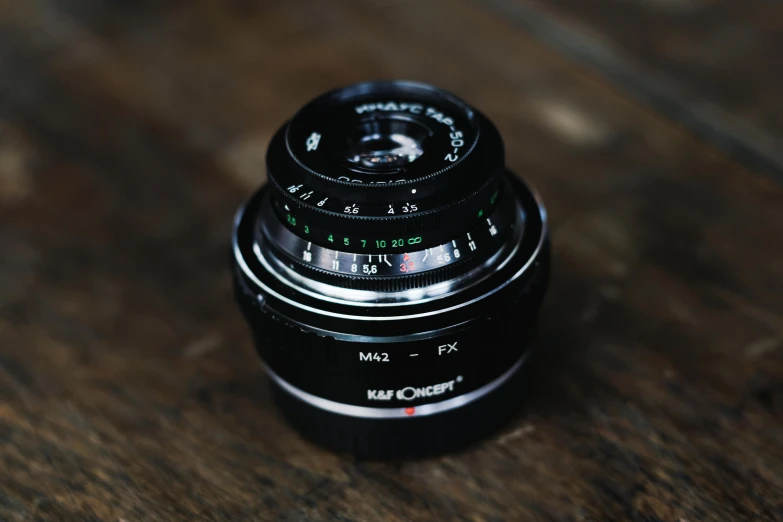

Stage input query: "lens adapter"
[{"left": 232, "top": 81, "right": 549, "bottom": 458}]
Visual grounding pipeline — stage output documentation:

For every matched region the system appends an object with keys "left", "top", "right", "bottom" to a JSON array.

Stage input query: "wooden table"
[{"left": 2, "top": 1, "right": 782, "bottom": 520}]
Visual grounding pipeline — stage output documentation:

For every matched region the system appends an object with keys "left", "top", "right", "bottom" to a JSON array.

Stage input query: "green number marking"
[
  {"left": 328, "top": 234, "right": 334, "bottom": 243},
  {"left": 490, "top": 191, "right": 499, "bottom": 205},
  {"left": 361, "top": 239, "right": 367, "bottom": 248},
  {"left": 304, "top": 225, "right": 310, "bottom": 234},
  {"left": 343, "top": 237, "right": 350, "bottom": 246},
  {"left": 287, "top": 214, "right": 297, "bottom": 226},
  {"left": 392, "top": 239, "right": 404, "bottom": 247},
  {"left": 477, "top": 209, "right": 484, "bottom": 217},
  {"left": 376, "top": 240, "right": 386, "bottom": 248},
  {"left": 407, "top": 236, "right": 422, "bottom": 245}
]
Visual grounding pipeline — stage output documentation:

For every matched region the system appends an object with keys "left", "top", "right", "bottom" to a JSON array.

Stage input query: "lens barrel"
[{"left": 232, "top": 81, "right": 550, "bottom": 458}]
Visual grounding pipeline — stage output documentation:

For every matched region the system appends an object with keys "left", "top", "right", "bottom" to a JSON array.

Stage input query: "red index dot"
[
  {"left": 405, "top": 407, "right": 415, "bottom": 416},
  {"left": 403, "top": 253, "right": 410, "bottom": 261}
]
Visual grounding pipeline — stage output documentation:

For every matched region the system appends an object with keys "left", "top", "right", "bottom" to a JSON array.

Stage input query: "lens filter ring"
[{"left": 285, "top": 80, "right": 482, "bottom": 187}]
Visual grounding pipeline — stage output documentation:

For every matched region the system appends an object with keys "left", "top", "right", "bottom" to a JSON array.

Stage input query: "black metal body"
[{"left": 231, "top": 81, "right": 550, "bottom": 458}]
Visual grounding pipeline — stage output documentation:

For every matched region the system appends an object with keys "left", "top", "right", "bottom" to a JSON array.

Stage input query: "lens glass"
[{"left": 345, "top": 115, "right": 429, "bottom": 169}]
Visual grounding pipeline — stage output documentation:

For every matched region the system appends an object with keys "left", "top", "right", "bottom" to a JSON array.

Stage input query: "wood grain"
[
  {"left": 485, "top": 0, "right": 783, "bottom": 179},
  {"left": 1, "top": 0, "right": 782, "bottom": 520}
]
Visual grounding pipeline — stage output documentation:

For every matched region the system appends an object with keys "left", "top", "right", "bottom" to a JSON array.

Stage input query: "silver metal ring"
[
  {"left": 264, "top": 351, "right": 530, "bottom": 419},
  {"left": 232, "top": 192, "right": 547, "bottom": 321}
]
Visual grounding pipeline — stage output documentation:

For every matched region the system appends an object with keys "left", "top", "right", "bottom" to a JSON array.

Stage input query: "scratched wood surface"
[
  {"left": 486, "top": 0, "right": 783, "bottom": 177},
  {"left": 1, "top": 1, "right": 782, "bottom": 521}
]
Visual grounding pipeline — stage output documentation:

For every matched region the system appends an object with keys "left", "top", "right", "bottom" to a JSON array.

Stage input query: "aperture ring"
[{"left": 267, "top": 166, "right": 504, "bottom": 242}]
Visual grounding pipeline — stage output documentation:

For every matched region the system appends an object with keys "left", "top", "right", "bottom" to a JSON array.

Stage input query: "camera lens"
[{"left": 232, "top": 80, "right": 550, "bottom": 458}]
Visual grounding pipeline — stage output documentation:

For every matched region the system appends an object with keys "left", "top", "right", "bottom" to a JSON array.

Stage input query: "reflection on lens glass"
[
  {"left": 347, "top": 133, "right": 424, "bottom": 168},
  {"left": 345, "top": 115, "right": 431, "bottom": 170}
]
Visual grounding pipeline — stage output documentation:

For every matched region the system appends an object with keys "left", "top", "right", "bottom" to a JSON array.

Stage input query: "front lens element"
[
  {"left": 347, "top": 132, "right": 423, "bottom": 168},
  {"left": 345, "top": 115, "right": 429, "bottom": 169}
]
